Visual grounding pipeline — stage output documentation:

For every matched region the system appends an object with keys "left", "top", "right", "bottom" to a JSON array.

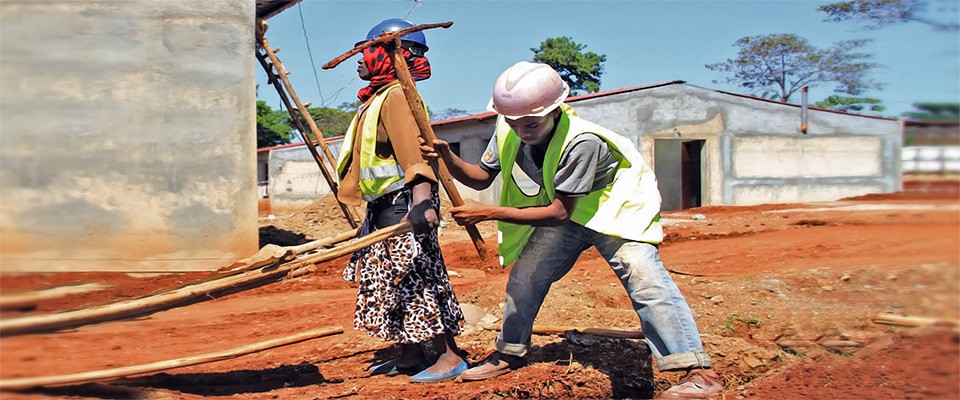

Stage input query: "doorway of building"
[{"left": 654, "top": 139, "right": 704, "bottom": 211}]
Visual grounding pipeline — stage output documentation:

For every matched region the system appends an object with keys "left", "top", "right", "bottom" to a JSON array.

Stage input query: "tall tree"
[
  {"left": 305, "top": 106, "right": 355, "bottom": 138},
  {"left": 256, "top": 100, "right": 293, "bottom": 148},
  {"left": 819, "top": 0, "right": 960, "bottom": 31},
  {"left": 705, "top": 34, "right": 881, "bottom": 103},
  {"left": 901, "top": 102, "right": 960, "bottom": 120},
  {"left": 531, "top": 36, "right": 606, "bottom": 95},
  {"left": 815, "top": 95, "right": 886, "bottom": 113}
]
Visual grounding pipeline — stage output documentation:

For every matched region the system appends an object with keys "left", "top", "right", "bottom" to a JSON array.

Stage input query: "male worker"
[{"left": 420, "top": 61, "right": 722, "bottom": 399}]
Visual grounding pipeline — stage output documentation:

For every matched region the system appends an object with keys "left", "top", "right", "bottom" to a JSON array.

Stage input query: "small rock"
[
  {"left": 744, "top": 356, "right": 765, "bottom": 369},
  {"left": 840, "top": 274, "right": 852, "bottom": 281},
  {"left": 886, "top": 274, "right": 898, "bottom": 281},
  {"left": 710, "top": 295, "right": 724, "bottom": 303},
  {"left": 448, "top": 270, "right": 462, "bottom": 278},
  {"left": 459, "top": 303, "right": 488, "bottom": 325},
  {"left": 692, "top": 214, "right": 707, "bottom": 220},
  {"left": 821, "top": 285, "right": 834, "bottom": 292}
]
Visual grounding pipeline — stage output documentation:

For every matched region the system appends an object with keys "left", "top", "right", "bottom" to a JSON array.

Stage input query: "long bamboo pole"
[
  {"left": 0, "top": 222, "right": 412, "bottom": 336},
  {"left": 0, "top": 326, "right": 343, "bottom": 390}
]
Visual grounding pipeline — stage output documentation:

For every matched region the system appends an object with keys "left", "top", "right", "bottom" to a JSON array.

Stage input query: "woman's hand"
[{"left": 407, "top": 179, "right": 439, "bottom": 234}]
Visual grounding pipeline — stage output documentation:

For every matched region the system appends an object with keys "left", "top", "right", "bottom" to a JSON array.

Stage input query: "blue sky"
[{"left": 256, "top": 0, "right": 960, "bottom": 118}]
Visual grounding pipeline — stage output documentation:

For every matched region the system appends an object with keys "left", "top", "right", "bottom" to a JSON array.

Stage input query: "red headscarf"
[{"left": 356, "top": 45, "right": 431, "bottom": 101}]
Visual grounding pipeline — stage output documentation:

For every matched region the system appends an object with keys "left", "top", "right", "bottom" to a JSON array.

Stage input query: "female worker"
[{"left": 334, "top": 18, "right": 468, "bottom": 384}]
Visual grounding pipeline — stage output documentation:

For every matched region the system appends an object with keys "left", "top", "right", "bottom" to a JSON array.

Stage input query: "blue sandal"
[{"left": 409, "top": 360, "right": 469, "bottom": 383}]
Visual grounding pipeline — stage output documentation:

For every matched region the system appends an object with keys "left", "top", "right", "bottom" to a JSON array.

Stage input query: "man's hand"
[
  {"left": 418, "top": 136, "right": 449, "bottom": 162},
  {"left": 450, "top": 199, "right": 495, "bottom": 226}
]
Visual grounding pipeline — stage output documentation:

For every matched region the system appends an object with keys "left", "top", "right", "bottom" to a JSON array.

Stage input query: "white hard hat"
[{"left": 487, "top": 61, "right": 569, "bottom": 120}]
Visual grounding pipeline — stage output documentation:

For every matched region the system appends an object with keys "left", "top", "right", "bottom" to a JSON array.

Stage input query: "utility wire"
[
  {"left": 403, "top": 0, "right": 424, "bottom": 19},
  {"left": 297, "top": 3, "right": 325, "bottom": 107}
]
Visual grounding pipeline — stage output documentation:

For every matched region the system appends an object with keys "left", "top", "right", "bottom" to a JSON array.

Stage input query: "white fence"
[{"left": 902, "top": 146, "right": 960, "bottom": 173}]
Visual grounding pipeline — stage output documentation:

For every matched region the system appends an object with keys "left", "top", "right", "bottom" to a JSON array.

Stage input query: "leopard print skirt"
[{"left": 342, "top": 188, "right": 464, "bottom": 344}]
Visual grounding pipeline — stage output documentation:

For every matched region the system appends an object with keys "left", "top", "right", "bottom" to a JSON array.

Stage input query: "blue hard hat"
[{"left": 357, "top": 18, "right": 428, "bottom": 55}]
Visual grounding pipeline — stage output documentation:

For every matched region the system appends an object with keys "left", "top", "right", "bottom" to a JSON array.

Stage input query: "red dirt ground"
[{"left": 1, "top": 178, "right": 958, "bottom": 399}]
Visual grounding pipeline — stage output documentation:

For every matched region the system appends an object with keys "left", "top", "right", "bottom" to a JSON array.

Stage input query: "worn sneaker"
[
  {"left": 459, "top": 351, "right": 526, "bottom": 381},
  {"left": 657, "top": 369, "right": 723, "bottom": 399}
]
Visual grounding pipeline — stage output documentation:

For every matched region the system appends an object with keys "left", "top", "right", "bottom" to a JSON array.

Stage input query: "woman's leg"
[{"left": 420, "top": 331, "right": 465, "bottom": 373}]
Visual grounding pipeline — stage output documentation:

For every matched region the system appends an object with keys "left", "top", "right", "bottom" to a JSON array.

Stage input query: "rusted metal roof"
[{"left": 256, "top": 0, "right": 301, "bottom": 20}]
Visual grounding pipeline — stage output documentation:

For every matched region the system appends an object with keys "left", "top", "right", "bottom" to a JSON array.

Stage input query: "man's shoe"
[
  {"left": 409, "top": 360, "right": 469, "bottom": 383},
  {"left": 459, "top": 351, "right": 526, "bottom": 381},
  {"left": 657, "top": 369, "right": 723, "bottom": 399}
]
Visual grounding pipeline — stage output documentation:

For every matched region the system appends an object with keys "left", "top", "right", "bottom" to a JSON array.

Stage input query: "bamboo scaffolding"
[
  {"left": 0, "top": 222, "right": 411, "bottom": 336},
  {"left": 0, "top": 326, "right": 343, "bottom": 390},
  {"left": 255, "top": 18, "right": 360, "bottom": 228}
]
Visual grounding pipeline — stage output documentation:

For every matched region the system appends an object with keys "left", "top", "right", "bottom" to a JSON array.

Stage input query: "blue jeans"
[{"left": 495, "top": 222, "right": 712, "bottom": 371}]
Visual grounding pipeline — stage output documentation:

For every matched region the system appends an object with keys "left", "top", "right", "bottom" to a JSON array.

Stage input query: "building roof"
[
  {"left": 256, "top": 0, "right": 301, "bottom": 19},
  {"left": 257, "top": 136, "right": 344, "bottom": 153},
  {"left": 431, "top": 80, "right": 896, "bottom": 126}
]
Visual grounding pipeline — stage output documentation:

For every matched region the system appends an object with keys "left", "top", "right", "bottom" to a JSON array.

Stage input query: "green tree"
[
  {"left": 705, "top": 34, "right": 881, "bottom": 103},
  {"left": 815, "top": 95, "right": 886, "bottom": 113},
  {"left": 901, "top": 102, "right": 960, "bottom": 120},
  {"left": 819, "top": 0, "right": 959, "bottom": 31},
  {"left": 531, "top": 36, "right": 606, "bottom": 95},
  {"left": 305, "top": 106, "right": 355, "bottom": 138},
  {"left": 256, "top": 100, "right": 293, "bottom": 148}
]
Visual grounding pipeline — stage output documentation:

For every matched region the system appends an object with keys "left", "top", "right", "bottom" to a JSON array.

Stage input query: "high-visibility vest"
[
  {"left": 336, "top": 82, "right": 406, "bottom": 202},
  {"left": 495, "top": 103, "right": 663, "bottom": 267}
]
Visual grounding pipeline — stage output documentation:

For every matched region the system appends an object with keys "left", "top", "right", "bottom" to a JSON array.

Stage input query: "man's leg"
[
  {"left": 591, "top": 235, "right": 710, "bottom": 369},
  {"left": 460, "top": 223, "right": 589, "bottom": 381},
  {"left": 591, "top": 233, "right": 721, "bottom": 398}
]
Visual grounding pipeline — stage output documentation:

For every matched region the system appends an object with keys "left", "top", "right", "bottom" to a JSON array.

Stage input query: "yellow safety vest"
[
  {"left": 336, "top": 82, "right": 406, "bottom": 202},
  {"left": 496, "top": 104, "right": 663, "bottom": 267}
]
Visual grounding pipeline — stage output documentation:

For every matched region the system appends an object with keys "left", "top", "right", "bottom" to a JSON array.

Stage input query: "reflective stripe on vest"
[
  {"left": 495, "top": 103, "right": 663, "bottom": 267},
  {"left": 336, "top": 82, "right": 406, "bottom": 202}
]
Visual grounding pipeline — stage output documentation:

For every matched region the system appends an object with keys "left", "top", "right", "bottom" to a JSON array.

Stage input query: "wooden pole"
[
  {"left": 481, "top": 324, "right": 643, "bottom": 339},
  {"left": 256, "top": 19, "right": 360, "bottom": 228},
  {"left": 218, "top": 227, "right": 359, "bottom": 274},
  {"left": 0, "top": 284, "right": 110, "bottom": 311},
  {"left": 0, "top": 222, "right": 412, "bottom": 336},
  {"left": 0, "top": 326, "right": 343, "bottom": 390},
  {"left": 385, "top": 38, "right": 489, "bottom": 261}
]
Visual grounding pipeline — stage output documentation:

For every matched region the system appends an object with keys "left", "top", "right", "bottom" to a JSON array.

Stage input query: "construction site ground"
[{"left": 2, "top": 176, "right": 958, "bottom": 399}]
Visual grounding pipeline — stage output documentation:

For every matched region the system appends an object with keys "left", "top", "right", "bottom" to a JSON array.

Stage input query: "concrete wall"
[
  {"left": 0, "top": 0, "right": 258, "bottom": 272},
  {"left": 264, "top": 140, "right": 343, "bottom": 211}
]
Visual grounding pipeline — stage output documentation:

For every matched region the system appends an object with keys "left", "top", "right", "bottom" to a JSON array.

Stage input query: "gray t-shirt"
[{"left": 479, "top": 133, "right": 622, "bottom": 197}]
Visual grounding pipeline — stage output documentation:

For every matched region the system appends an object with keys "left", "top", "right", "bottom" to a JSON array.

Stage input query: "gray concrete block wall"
[
  {"left": 0, "top": 0, "right": 258, "bottom": 272},
  {"left": 573, "top": 84, "right": 902, "bottom": 207}
]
